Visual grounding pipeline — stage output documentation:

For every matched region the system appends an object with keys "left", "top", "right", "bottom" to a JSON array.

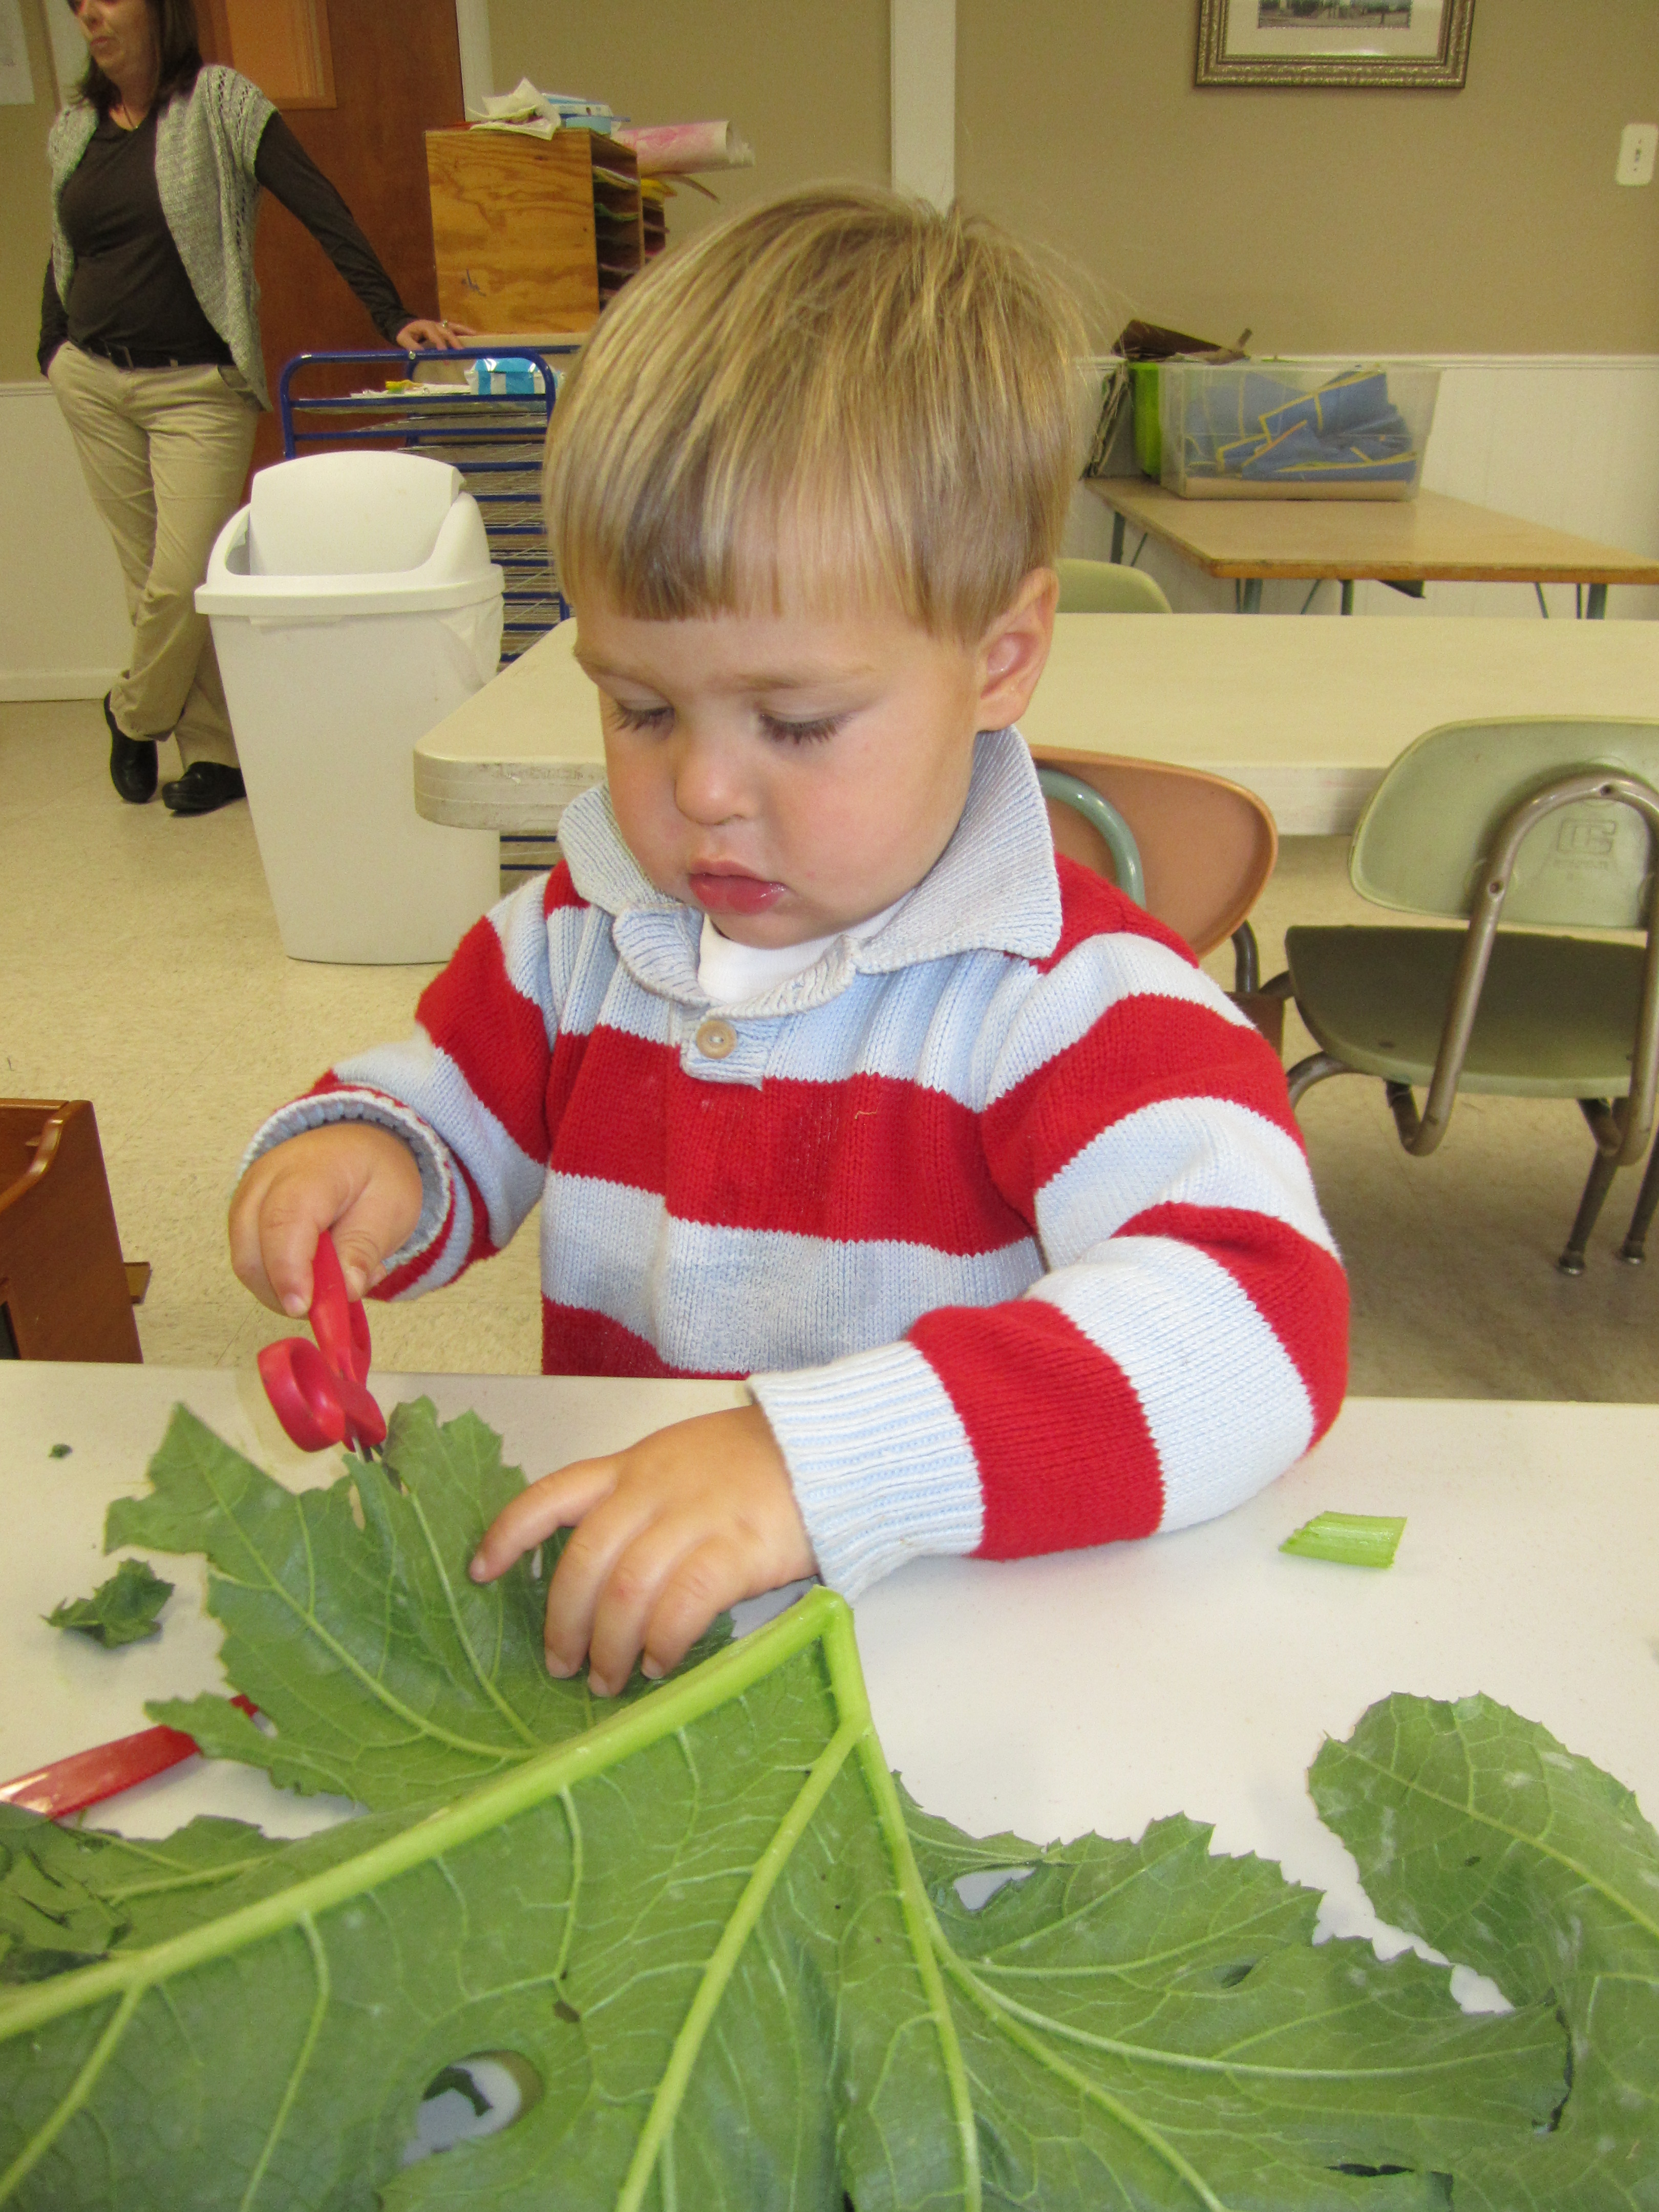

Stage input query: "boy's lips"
[{"left": 688, "top": 866, "right": 784, "bottom": 915}]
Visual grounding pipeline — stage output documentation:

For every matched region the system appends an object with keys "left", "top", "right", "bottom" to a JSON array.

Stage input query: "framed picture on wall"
[{"left": 1196, "top": 0, "right": 1475, "bottom": 89}]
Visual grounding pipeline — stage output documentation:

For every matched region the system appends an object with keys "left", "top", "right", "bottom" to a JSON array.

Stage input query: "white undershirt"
[{"left": 697, "top": 896, "right": 906, "bottom": 1005}]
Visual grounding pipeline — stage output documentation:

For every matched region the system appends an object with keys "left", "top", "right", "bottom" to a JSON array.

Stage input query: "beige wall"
[
  {"left": 7, "top": 1, "right": 1657, "bottom": 391},
  {"left": 0, "top": 0, "right": 63, "bottom": 385},
  {"left": 958, "top": 0, "right": 1659, "bottom": 355},
  {"left": 487, "top": 0, "right": 889, "bottom": 246}
]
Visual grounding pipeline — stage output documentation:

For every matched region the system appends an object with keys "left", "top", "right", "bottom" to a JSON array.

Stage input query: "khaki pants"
[{"left": 48, "top": 342, "right": 259, "bottom": 770}]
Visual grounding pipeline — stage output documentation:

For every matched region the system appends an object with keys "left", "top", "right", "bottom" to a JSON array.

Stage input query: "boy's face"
[{"left": 574, "top": 572, "right": 1057, "bottom": 947}]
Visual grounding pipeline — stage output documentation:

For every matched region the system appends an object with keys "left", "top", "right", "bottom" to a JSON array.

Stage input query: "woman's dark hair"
[{"left": 72, "top": 0, "right": 203, "bottom": 117}]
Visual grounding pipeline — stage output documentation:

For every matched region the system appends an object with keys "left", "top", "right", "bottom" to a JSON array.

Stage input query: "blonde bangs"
[{"left": 542, "top": 188, "right": 1086, "bottom": 640}]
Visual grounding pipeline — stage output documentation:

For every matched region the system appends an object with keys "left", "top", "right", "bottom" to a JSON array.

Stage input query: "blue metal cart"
[{"left": 278, "top": 345, "right": 580, "bottom": 661}]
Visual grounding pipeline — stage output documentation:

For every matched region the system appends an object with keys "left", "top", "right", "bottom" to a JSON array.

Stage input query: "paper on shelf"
[
  {"left": 615, "top": 121, "right": 754, "bottom": 175},
  {"left": 463, "top": 77, "right": 625, "bottom": 139}
]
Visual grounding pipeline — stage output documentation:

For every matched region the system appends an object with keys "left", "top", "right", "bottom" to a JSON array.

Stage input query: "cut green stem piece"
[{"left": 1280, "top": 1511, "right": 1406, "bottom": 1569}]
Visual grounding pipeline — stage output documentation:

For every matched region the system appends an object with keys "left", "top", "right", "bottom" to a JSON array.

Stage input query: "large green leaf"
[
  {"left": 0, "top": 1406, "right": 1570, "bottom": 2208},
  {"left": 1312, "top": 1692, "right": 1658, "bottom": 2211},
  {"left": 106, "top": 1405, "right": 717, "bottom": 1812}
]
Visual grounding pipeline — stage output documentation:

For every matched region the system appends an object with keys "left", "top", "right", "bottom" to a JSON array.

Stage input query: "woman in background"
[{"left": 40, "top": 0, "right": 465, "bottom": 816}]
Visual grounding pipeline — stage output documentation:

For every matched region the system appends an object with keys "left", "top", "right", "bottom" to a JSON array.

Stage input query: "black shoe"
[
  {"left": 103, "top": 692, "right": 158, "bottom": 804},
  {"left": 161, "top": 761, "right": 246, "bottom": 816}
]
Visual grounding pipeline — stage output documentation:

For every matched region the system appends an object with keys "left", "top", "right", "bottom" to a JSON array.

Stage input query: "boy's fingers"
[
  {"left": 581, "top": 1517, "right": 727, "bottom": 1695},
  {"left": 638, "top": 1538, "right": 748, "bottom": 1683},
  {"left": 468, "top": 1458, "right": 623, "bottom": 1584},
  {"left": 537, "top": 1485, "right": 670, "bottom": 1684},
  {"left": 254, "top": 1186, "right": 337, "bottom": 1317},
  {"left": 228, "top": 1163, "right": 283, "bottom": 1310}
]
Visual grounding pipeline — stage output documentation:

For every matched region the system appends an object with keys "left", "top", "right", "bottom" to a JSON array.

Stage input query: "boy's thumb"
[{"left": 333, "top": 1229, "right": 388, "bottom": 1304}]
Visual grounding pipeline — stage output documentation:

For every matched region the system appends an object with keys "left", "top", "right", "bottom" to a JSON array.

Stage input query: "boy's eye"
[
  {"left": 609, "top": 700, "right": 672, "bottom": 733},
  {"left": 760, "top": 713, "right": 841, "bottom": 745}
]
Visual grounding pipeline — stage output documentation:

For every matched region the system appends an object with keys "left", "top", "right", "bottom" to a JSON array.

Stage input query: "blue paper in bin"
[{"left": 1163, "top": 362, "right": 1437, "bottom": 497}]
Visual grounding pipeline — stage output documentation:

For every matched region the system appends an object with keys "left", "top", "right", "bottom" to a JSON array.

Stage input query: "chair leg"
[
  {"left": 1559, "top": 1138, "right": 1621, "bottom": 1276},
  {"left": 1286, "top": 1052, "right": 1356, "bottom": 1108},
  {"left": 1230, "top": 923, "right": 1260, "bottom": 995},
  {"left": 1619, "top": 1134, "right": 1659, "bottom": 1264}
]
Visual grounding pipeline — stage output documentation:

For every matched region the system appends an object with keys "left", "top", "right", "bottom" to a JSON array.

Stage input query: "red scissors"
[
  {"left": 256, "top": 1229, "right": 388, "bottom": 1458},
  {"left": 1, "top": 1238, "right": 384, "bottom": 1822}
]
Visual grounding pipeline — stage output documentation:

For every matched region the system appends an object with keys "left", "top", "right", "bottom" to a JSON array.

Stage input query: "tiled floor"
[{"left": 7, "top": 696, "right": 1659, "bottom": 1398}]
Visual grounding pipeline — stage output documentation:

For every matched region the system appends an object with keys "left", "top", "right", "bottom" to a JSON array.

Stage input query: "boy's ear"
[{"left": 974, "top": 567, "right": 1059, "bottom": 733}]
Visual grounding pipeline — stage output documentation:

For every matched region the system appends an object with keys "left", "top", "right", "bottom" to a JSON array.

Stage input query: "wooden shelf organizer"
[{"left": 425, "top": 128, "right": 645, "bottom": 334}]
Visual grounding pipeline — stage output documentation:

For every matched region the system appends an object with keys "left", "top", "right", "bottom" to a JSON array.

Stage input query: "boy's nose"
[{"left": 671, "top": 733, "right": 753, "bottom": 825}]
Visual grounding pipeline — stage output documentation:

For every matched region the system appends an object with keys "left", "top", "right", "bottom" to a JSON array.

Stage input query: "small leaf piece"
[
  {"left": 1313, "top": 1693, "right": 1659, "bottom": 2211},
  {"left": 47, "top": 1446, "right": 71, "bottom": 1461},
  {"left": 1282, "top": 1510, "right": 1406, "bottom": 1568},
  {"left": 45, "top": 1558, "right": 173, "bottom": 1647}
]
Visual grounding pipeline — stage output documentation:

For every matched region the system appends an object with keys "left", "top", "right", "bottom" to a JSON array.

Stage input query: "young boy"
[{"left": 231, "top": 187, "right": 1347, "bottom": 1699}]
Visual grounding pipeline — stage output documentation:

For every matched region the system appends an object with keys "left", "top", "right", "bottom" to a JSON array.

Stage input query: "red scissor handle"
[{"left": 257, "top": 1229, "right": 387, "bottom": 1457}]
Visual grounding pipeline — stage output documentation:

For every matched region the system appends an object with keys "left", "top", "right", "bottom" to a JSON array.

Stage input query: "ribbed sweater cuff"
[
  {"left": 750, "top": 1341, "right": 983, "bottom": 1603},
  {"left": 241, "top": 1091, "right": 454, "bottom": 1273}
]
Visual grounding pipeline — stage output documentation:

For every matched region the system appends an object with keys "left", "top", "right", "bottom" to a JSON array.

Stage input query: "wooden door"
[{"left": 198, "top": 0, "right": 465, "bottom": 473}]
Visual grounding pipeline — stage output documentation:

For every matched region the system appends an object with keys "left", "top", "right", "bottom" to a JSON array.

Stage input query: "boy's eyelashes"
[
  {"left": 605, "top": 699, "right": 842, "bottom": 745},
  {"left": 608, "top": 699, "right": 673, "bottom": 733},
  {"left": 759, "top": 712, "right": 840, "bottom": 745}
]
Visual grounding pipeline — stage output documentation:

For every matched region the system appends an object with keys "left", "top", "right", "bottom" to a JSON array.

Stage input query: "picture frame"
[{"left": 1195, "top": 0, "right": 1475, "bottom": 90}]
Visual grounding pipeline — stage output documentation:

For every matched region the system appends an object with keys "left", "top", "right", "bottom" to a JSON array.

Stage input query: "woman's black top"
[{"left": 37, "top": 105, "right": 410, "bottom": 373}]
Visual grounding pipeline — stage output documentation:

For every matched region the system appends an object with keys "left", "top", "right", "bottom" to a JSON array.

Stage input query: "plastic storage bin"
[
  {"left": 1158, "top": 362, "right": 1440, "bottom": 501},
  {"left": 196, "top": 451, "right": 503, "bottom": 963}
]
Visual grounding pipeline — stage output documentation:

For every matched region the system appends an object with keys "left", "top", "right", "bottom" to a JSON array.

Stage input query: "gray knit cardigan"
[{"left": 48, "top": 67, "right": 277, "bottom": 409}]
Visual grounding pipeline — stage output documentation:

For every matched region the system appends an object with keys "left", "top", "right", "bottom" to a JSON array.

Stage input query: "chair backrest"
[
  {"left": 1030, "top": 749, "right": 1277, "bottom": 955},
  {"left": 1055, "top": 558, "right": 1172, "bottom": 615},
  {"left": 1351, "top": 718, "right": 1659, "bottom": 929}
]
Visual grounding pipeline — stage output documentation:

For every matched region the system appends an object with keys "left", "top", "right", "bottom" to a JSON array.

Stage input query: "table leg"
[
  {"left": 1240, "top": 578, "right": 1263, "bottom": 613},
  {"left": 1340, "top": 580, "right": 1354, "bottom": 615},
  {"left": 1587, "top": 583, "right": 1608, "bottom": 619},
  {"left": 1110, "top": 512, "right": 1126, "bottom": 564}
]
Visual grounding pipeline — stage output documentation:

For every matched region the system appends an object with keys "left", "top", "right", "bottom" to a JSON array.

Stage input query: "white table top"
[
  {"left": 413, "top": 613, "right": 1659, "bottom": 838},
  {"left": 5, "top": 1366, "right": 1656, "bottom": 1990}
]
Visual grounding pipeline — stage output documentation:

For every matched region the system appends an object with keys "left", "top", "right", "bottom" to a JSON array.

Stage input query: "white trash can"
[{"left": 196, "top": 451, "right": 504, "bottom": 963}]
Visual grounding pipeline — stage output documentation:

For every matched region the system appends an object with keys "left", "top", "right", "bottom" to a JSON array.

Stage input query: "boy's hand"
[
  {"left": 229, "top": 1124, "right": 426, "bottom": 1314},
  {"left": 469, "top": 1404, "right": 816, "bottom": 1696}
]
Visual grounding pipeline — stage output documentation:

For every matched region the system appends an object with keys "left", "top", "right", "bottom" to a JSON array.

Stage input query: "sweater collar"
[{"left": 558, "top": 725, "right": 1062, "bottom": 1014}]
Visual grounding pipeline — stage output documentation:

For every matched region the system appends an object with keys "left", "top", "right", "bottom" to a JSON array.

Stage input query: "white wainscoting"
[
  {"left": 1065, "top": 355, "right": 1659, "bottom": 624},
  {"left": 0, "top": 380, "right": 131, "bottom": 700}
]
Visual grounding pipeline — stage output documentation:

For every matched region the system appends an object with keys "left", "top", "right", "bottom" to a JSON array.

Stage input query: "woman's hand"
[
  {"left": 395, "top": 318, "right": 474, "bottom": 351},
  {"left": 469, "top": 1405, "right": 817, "bottom": 1696}
]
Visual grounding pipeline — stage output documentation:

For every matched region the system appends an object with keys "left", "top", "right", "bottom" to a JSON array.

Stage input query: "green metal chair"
[
  {"left": 1271, "top": 718, "right": 1659, "bottom": 1273},
  {"left": 1056, "top": 557, "right": 1172, "bottom": 615}
]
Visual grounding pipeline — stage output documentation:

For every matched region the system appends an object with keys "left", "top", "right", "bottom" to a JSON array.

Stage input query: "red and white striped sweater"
[{"left": 249, "top": 730, "right": 1348, "bottom": 1598}]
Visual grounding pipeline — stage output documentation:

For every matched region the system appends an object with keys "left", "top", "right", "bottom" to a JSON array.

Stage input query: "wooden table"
[
  {"left": 1091, "top": 482, "right": 1659, "bottom": 614},
  {"left": 415, "top": 612, "right": 1659, "bottom": 838},
  {"left": 4, "top": 1365, "right": 1655, "bottom": 1970}
]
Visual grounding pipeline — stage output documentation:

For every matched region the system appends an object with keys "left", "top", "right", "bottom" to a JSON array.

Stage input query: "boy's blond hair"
[{"left": 542, "top": 186, "right": 1087, "bottom": 641}]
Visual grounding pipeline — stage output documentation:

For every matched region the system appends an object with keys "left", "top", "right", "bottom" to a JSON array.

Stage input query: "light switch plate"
[{"left": 1617, "top": 122, "right": 1657, "bottom": 186}]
